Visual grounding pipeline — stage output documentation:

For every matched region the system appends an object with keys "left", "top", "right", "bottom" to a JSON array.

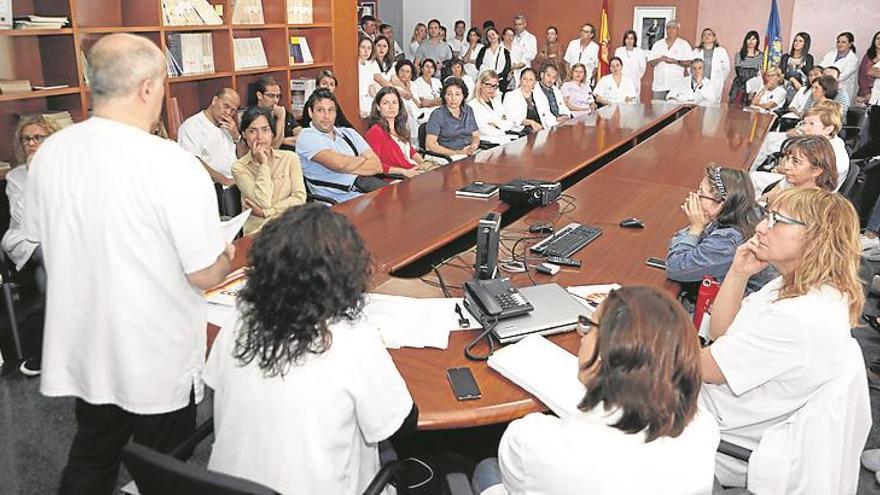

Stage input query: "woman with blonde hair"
[
  {"left": 467, "top": 69, "right": 514, "bottom": 145},
  {"left": 750, "top": 66, "right": 787, "bottom": 111},
  {"left": 700, "top": 187, "right": 864, "bottom": 487},
  {"left": 2, "top": 115, "right": 59, "bottom": 375}
]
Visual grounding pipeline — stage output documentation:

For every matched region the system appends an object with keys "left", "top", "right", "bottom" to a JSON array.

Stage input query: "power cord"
[
  {"left": 464, "top": 316, "right": 499, "bottom": 361},
  {"left": 402, "top": 457, "right": 434, "bottom": 489}
]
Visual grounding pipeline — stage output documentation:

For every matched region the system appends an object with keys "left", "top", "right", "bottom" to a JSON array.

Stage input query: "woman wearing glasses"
[
  {"left": 232, "top": 106, "right": 306, "bottom": 235},
  {"left": 472, "top": 286, "right": 719, "bottom": 494},
  {"left": 467, "top": 70, "right": 515, "bottom": 145},
  {"left": 699, "top": 188, "right": 864, "bottom": 488},
  {"left": 667, "top": 166, "right": 773, "bottom": 296},
  {"left": 1, "top": 115, "right": 58, "bottom": 376}
]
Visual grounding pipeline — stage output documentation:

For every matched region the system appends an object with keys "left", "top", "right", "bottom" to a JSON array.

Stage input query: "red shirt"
[{"left": 365, "top": 124, "right": 417, "bottom": 173}]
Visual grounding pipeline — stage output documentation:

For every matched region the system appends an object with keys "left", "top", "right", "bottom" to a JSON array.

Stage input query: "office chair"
[
  {"left": 417, "top": 123, "right": 453, "bottom": 164},
  {"left": 122, "top": 418, "right": 411, "bottom": 495},
  {"left": 844, "top": 157, "right": 880, "bottom": 226},
  {"left": 838, "top": 161, "right": 862, "bottom": 198},
  {"left": 0, "top": 181, "right": 44, "bottom": 366},
  {"left": 302, "top": 178, "right": 339, "bottom": 206}
]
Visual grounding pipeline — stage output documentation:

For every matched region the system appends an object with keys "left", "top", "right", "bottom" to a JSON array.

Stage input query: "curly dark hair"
[{"left": 234, "top": 203, "right": 373, "bottom": 377}]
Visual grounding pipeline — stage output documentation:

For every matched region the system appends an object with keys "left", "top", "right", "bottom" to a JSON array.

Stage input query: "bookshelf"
[{"left": 0, "top": 0, "right": 358, "bottom": 162}]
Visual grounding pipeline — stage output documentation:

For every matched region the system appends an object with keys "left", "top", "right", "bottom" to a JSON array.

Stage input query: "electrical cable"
[
  {"left": 402, "top": 457, "right": 434, "bottom": 489},
  {"left": 464, "top": 317, "right": 498, "bottom": 361},
  {"left": 432, "top": 265, "right": 452, "bottom": 298}
]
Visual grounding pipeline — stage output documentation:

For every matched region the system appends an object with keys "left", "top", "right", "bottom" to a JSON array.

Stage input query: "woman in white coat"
[
  {"left": 467, "top": 70, "right": 515, "bottom": 145},
  {"left": 594, "top": 57, "right": 639, "bottom": 105},
  {"left": 820, "top": 32, "right": 859, "bottom": 102},
  {"left": 613, "top": 30, "right": 647, "bottom": 100},
  {"left": 693, "top": 28, "right": 730, "bottom": 87},
  {"left": 503, "top": 68, "right": 556, "bottom": 131}
]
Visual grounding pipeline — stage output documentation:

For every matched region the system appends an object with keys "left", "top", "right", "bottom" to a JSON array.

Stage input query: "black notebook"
[{"left": 455, "top": 181, "right": 499, "bottom": 199}]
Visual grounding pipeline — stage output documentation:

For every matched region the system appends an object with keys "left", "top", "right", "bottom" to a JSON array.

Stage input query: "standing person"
[
  {"left": 448, "top": 58, "right": 475, "bottom": 96},
  {"left": 25, "top": 33, "right": 233, "bottom": 494},
  {"left": 614, "top": 30, "right": 647, "bottom": 101},
  {"left": 391, "top": 59, "right": 422, "bottom": 134},
  {"left": 461, "top": 28, "right": 484, "bottom": 80},
  {"left": 358, "top": 37, "right": 380, "bottom": 117},
  {"left": 858, "top": 31, "right": 880, "bottom": 101},
  {"left": 476, "top": 28, "right": 512, "bottom": 92},
  {"left": 414, "top": 19, "right": 452, "bottom": 68},
  {"left": 648, "top": 20, "right": 693, "bottom": 101},
  {"left": 780, "top": 32, "right": 814, "bottom": 102},
  {"left": 820, "top": 32, "right": 859, "bottom": 103},
  {"left": 449, "top": 20, "right": 467, "bottom": 59},
  {"left": 533, "top": 26, "right": 565, "bottom": 81},
  {"left": 564, "top": 23, "right": 600, "bottom": 84},
  {"left": 512, "top": 15, "right": 538, "bottom": 83},
  {"left": 309, "top": 70, "right": 353, "bottom": 129},
  {"left": 250, "top": 77, "right": 299, "bottom": 151},
  {"left": 408, "top": 22, "right": 427, "bottom": 61},
  {"left": 729, "top": 31, "right": 763, "bottom": 105},
  {"left": 358, "top": 15, "right": 378, "bottom": 41},
  {"left": 502, "top": 27, "right": 526, "bottom": 90},
  {"left": 369, "top": 36, "right": 396, "bottom": 91},
  {"left": 561, "top": 63, "right": 596, "bottom": 116},
  {"left": 379, "top": 23, "right": 405, "bottom": 62},
  {"left": 595, "top": 57, "right": 639, "bottom": 105},
  {"left": 1, "top": 116, "right": 59, "bottom": 376},
  {"left": 693, "top": 28, "right": 730, "bottom": 87},
  {"left": 412, "top": 58, "right": 443, "bottom": 123}
]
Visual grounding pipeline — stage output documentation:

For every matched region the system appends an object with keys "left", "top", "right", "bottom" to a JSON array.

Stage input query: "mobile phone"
[
  {"left": 447, "top": 367, "right": 481, "bottom": 401},
  {"left": 645, "top": 257, "right": 667, "bottom": 270}
]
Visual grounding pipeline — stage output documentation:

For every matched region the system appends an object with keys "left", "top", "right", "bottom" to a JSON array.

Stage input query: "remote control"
[{"left": 547, "top": 256, "right": 582, "bottom": 267}]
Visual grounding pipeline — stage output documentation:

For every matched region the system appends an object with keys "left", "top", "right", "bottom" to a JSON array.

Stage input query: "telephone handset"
[{"left": 463, "top": 278, "right": 534, "bottom": 322}]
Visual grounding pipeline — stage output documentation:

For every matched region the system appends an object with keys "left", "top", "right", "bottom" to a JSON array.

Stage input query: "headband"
[{"left": 712, "top": 168, "right": 727, "bottom": 199}]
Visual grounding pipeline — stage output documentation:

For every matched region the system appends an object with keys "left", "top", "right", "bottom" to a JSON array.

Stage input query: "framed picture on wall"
[
  {"left": 359, "top": 1, "right": 376, "bottom": 19},
  {"left": 633, "top": 6, "right": 677, "bottom": 50}
]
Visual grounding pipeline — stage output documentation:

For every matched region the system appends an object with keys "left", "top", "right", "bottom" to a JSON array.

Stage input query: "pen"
[{"left": 455, "top": 303, "right": 470, "bottom": 328}]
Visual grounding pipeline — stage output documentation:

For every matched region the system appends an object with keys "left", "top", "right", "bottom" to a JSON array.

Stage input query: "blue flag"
[{"left": 764, "top": 0, "right": 783, "bottom": 71}]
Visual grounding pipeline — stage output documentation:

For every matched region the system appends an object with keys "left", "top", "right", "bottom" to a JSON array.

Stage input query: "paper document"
[
  {"left": 566, "top": 284, "right": 622, "bottom": 314},
  {"left": 204, "top": 267, "right": 246, "bottom": 306},
  {"left": 221, "top": 209, "right": 251, "bottom": 243},
  {"left": 488, "top": 334, "right": 584, "bottom": 418},
  {"left": 361, "top": 294, "right": 480, "bottom": 350}
]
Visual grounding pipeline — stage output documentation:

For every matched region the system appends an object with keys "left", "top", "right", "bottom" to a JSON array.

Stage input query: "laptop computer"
[{"left": 490, "top": 283, "right": 589, "bottom": 343}]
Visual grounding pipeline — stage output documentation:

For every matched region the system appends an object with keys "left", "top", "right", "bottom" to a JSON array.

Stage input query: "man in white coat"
[{"left": 648, "top": 20, "right": 693, "bottom": 100}]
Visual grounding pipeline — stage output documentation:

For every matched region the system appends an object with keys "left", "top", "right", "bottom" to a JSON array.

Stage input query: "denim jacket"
[{"left": 666, "top": 223, "right": 776, "bottom": 292}]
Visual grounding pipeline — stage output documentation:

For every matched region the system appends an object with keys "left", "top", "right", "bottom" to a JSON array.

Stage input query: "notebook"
[{"left": 455, "top": 181, "right": 499, "bottom": 199}]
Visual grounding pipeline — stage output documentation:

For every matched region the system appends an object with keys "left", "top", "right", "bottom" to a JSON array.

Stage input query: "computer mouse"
[{"left": 619, "top": 217, "right": 645, "bottom": 229}]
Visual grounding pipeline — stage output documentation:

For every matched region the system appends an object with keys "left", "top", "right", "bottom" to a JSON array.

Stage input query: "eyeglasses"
[
  {"left": 21, "top": 134, "right": 48, "bottom": 144},
  {"left": 484, "top": 83, "right": 499, "bottom": 89},
  {"left": 577, "top": 315, "right": 598, "bottom": 335},
  {"left": 261, "top": 92, "right": 281, "bottom": 100},
  {"left": 697, "top": 194, "right": 723, "bottom": 203},
  {"left": 759, "top": 205, "right": 807, "bottom": 229}
]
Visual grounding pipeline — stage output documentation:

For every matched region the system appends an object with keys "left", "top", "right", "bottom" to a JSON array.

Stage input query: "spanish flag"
[{"left": 598, "top": 0, "right": 611, "bottom": 77}]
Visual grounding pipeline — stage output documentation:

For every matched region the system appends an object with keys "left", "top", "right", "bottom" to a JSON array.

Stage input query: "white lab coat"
[
  {"left": 503, "top": 87, "right": 558, "bottom": 129},
  {"left": 468, "top": 96, "right": 515, "bottom": 144},
  {"left": 666, "top": 76, "right": 722, "bottom": 107},
  {"left": 614, "top": 46, "right": 647, "bottom": 99},
  {"left": 820, "top": 49, "right": 859, "bottom": 102},
  {"left": 693, "top": 46, "right": 731, "bottom": 86}
]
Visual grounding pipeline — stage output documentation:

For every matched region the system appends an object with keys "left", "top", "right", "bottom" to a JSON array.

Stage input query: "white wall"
[
  {"left": 789, "top": 0, "right": 879, "bottom": 59},
  {"left": 402, "top": 0, "right": 470, "bottom": 47}
]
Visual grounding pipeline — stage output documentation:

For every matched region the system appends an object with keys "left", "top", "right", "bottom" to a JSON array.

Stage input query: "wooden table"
[{"left": 215, "top": 104, "right": 774, "bottom": 430}]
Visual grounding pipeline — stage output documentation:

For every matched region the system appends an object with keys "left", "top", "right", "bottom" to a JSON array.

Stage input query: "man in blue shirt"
[{"left": 296, "top": 89, "right": 384, "bottom": 203}]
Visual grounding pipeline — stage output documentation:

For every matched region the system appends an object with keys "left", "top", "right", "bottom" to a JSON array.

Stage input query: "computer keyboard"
[{"left": 530, "top": 223, "right": 603, "bottom": 258}]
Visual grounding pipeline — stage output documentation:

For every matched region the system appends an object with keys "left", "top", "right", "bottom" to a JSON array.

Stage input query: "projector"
[{"left": 499, "top": 178, "right": 562, "bottom": 206}]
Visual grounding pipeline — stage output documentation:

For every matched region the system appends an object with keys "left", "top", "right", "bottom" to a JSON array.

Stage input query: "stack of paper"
[
  {"left": 360, "top": 294, "right": 479, "bottom": 349},
  {"left": 488, "top": 334, "right": 584, "bottom": 418},
  {"left": 290, "top": 77, "right": 316, "bottom": 113},
  {"left": 566, "top": 283, "right": 621, "bottom": 315},
  {"left": 162, "top": 0, "right": 223, "bottom": 26},
  {"left": 204, "top": 267, "right": 246, "bottom": 326},
  {"left": 231, "top": 0, "right": 264, "bottom": 24},
  {"left": 166, "top": 32, "right": 215, "bottom": 76},
  {"left": 0, "top": 79, "right": 31, "bottom": 94},
  {"left": 233, "top": 37, "right": 268, "bottom": 70},
  {"left": 287, "top": 0, "right": 313, "bottom": 24},
  {"left": 42, "top": 111, "right": 74, "bottom": 128},
  {"left": 13, "top": 15, "right": 68, "bottom": 29}
]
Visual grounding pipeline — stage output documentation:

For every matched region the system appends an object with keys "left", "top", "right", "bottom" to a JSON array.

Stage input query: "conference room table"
[{"left": 217, "top": 103, "right": 774, "bottom": 431}]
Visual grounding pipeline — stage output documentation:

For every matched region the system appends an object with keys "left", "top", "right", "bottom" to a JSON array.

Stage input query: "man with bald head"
[{"left": 23, "top": 33, "right": 234, "bottom": 494}]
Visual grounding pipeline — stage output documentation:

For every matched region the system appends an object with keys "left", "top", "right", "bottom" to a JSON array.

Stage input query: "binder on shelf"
[
  {"left": 287, "top": 0, "right": 313, "bottom": 24},
  {"left": 0, "top": 0, "right": 12, "bottom": 29},
  {"left": 290, "top": 77, "right": 316, "bottom": 113},
  {"left": 0, "top": 79, "right": 32, "bottom": 94},
  {"left": 231, "top": 0, "right": 264, "bottom": 24},
  {"left": 167, "top": 33, "right": 215, "bottom": 76},
  {"left": 289, "top": 36, "right": 313, "bottom": 65},
  {"left": 233, "top": 37, "right": 268, "bottom": 70}
]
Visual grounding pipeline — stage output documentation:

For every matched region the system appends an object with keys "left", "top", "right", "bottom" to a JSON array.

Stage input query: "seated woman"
[
  {"left": 749, "top": 66, "right": 787, "bottom": 112},
  {"left": 561, "top": 63, "right": 596, "bottom": 117},
  {"left": 447, "top": 58, "right": 475, "bottom": 96},
  {"left": 754, "top": 134, "right": 838, "bottom": 201},
  {"left": 1, "top": 115, "right": 58, "bottom": 376},
  {"left": 700, "top": 188, "right": 864, "bottom": 488},
  {"left": 593, "top": 57, "right": 639, "bottom": 105},
  {"left": 411, "top": 58, "right": 442, "bottom": 123},
  {"left": 364, "top": 87, "right": 433, "bottom": 176},
  {"left": 473, "top": 286, "right": 719, "bottom": 494},
  {"left": 425, "top": 77, "right": 480, "bottom": 158},
  {"left": 797, "top": 74, "right": 839, "bottom": 117},
  {"left": 503, "top": 68, "right": 557, "bottom": 132},
  {"left": 667, "top": 166, "right": 774, "bottom": 297},
  {"left": 232, "top": 106, "right": 306, "bottom": 235},
  {"left": 389, "top": 59, "right": 421, "bottom": 138},
  {"left": 467, "top": 69, "right": 516, "bottom": 145},
  {"left": 205, "top": 203, "right": 417, "bottom": 494}
]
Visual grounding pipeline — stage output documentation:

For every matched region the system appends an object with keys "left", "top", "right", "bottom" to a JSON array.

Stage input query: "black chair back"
[
  {"left": 122, "top": 443, "right": 280, "bottom": 495},
  {"left": 846, "top": 157, "right": 880, "bottom": 226},
  {"left": 418, "top": 122, "right": 428, "bottom": 149},
  {"left": 839, "top": 161, "right": 861, "bottom": 198}
]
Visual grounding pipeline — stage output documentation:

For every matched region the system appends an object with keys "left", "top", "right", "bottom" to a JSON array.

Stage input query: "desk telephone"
[{"left": 463, "top": 278, "right": 534, "bottom": 322}]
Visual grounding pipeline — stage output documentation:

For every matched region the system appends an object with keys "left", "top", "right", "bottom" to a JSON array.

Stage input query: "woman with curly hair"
[{"left": 204, "top": 204, "right": 416, "bottom": 494}]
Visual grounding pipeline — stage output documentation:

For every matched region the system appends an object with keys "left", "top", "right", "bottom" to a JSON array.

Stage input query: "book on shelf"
[
  {"left": 166, "top": 33, "right": 215, "bottom": 76},
  {"left": 288, "top": 36, "right": 314, "bottom": 64},
  {"left": 0, "top": 0, "right": 11, "bottom": 29},
  {"left": 290, "top": 77, "right": 316, "bottom": 113},
  {"left": 287, "top": 0, "right": 313, "bottom": 24},
  {"left": 233, "top": 37, "right": 268, "bottom": 70},
  {"left": 162, "top": 0, "right": 223, "bottom": 26},
  {"left": 0, "top": 79, "right": 32, "bottom": 94},
  {"left": 231, "top": 0, "right": 264, "bottom": 24},
  {"left": 13, "top": 15, "right": 69, "bottom": 29},
  {"left": 80, "top": 50, "right": 90, "bottom": 86}
]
